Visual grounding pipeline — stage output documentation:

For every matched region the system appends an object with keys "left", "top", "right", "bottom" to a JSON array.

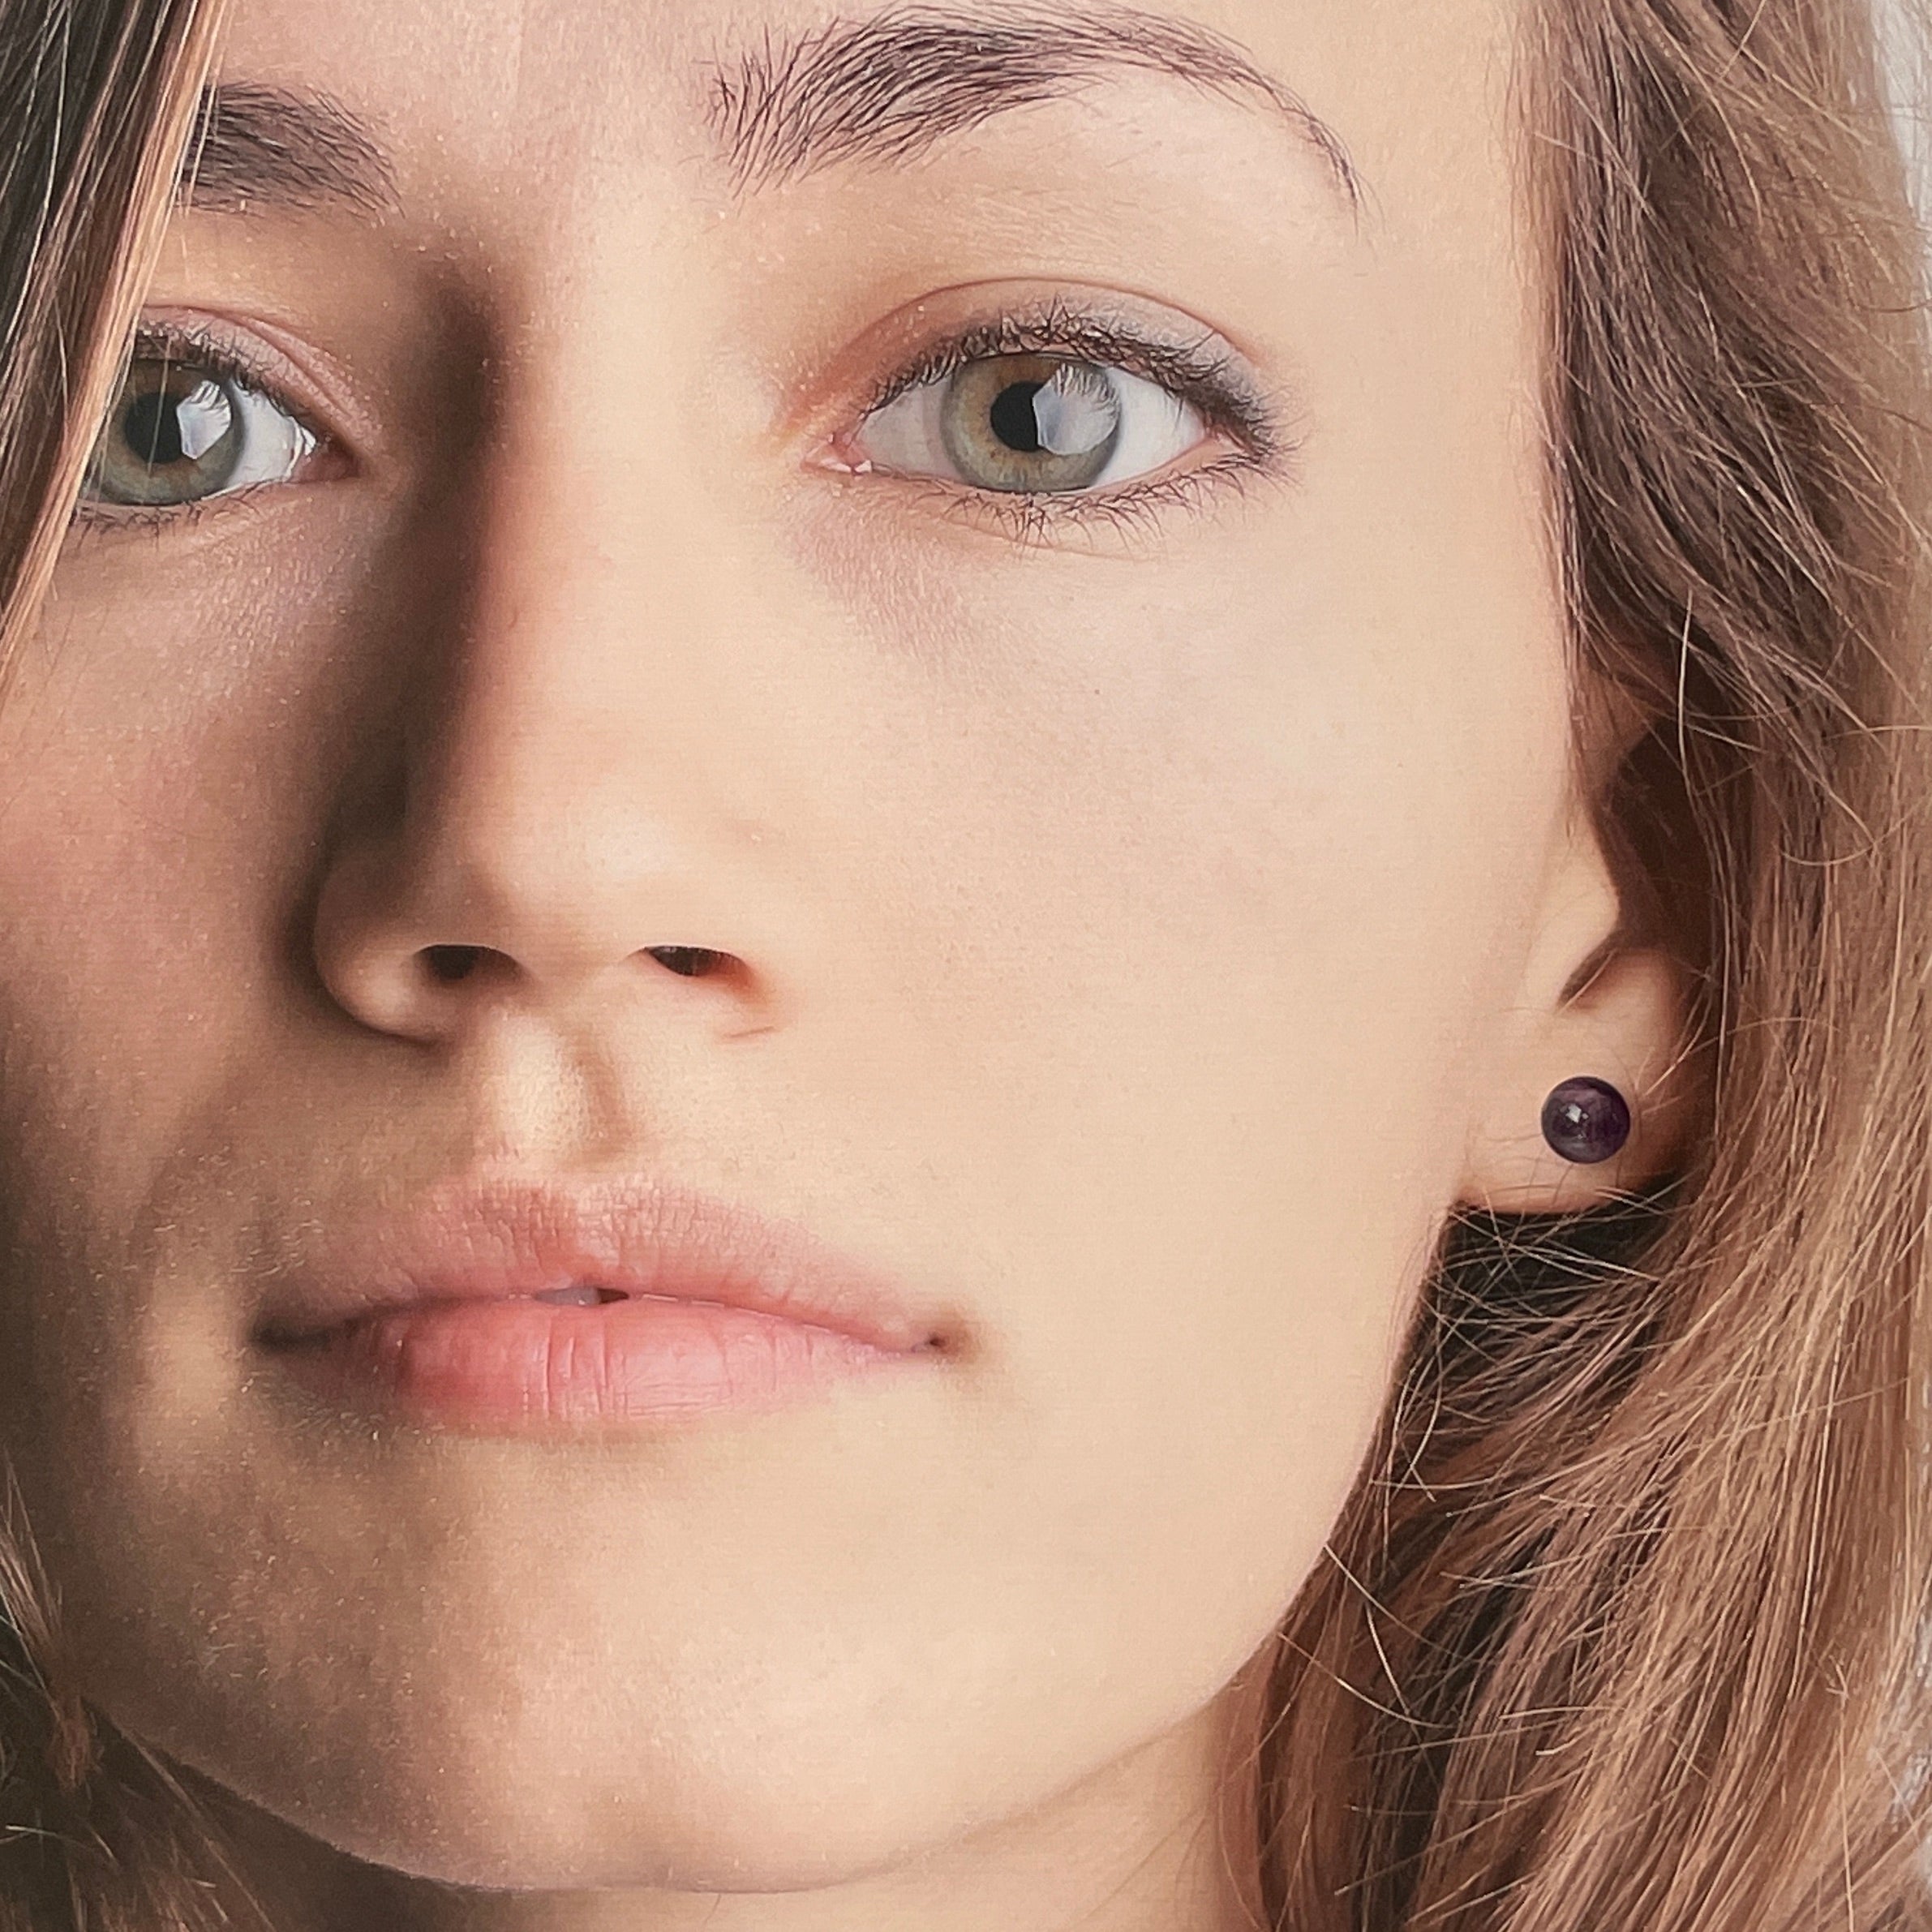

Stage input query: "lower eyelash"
[
  {"left": 902, "top": 449, "right": 1290, "bottom": 547},
  {"left": 67, "top": 482, "right": 281, "bottom": 539}
]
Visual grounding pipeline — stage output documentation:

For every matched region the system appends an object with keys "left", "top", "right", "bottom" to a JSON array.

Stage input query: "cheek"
[
  {"left": 0, "top": 523, "right": 401, "bottom": 1594},
  {"left": 788, "top": 474, "right": 1574, "bottom": 1355},
  {"left": 0, "top": 527, "right": 376, "bottom": 1230},
  {"left": 732, "top": 501, "right": 1570, "bottom": 1635}
]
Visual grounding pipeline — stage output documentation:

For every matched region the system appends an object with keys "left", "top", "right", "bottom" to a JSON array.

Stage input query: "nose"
[
  {"left": 311, "top": 773, "right": 759, "bottom": 1044},
  {"left": 311, "top": 385, "right": 805, "bottom": 1047}
]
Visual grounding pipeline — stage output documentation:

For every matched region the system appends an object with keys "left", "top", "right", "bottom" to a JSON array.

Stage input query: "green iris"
[
  {"left": 86, "top": 358, "right": 244, "bottom": 507},
  {"left": 938, "top": 355, "right": 1123, "bottom": 492}
]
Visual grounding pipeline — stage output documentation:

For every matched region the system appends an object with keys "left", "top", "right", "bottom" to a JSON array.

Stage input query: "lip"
[{"left": 253, "top": 1178, "right": 951, "bottom": 1431}]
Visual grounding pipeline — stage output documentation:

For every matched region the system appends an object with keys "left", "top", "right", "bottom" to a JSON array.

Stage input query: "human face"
[{"left": 0, "top": 0, "right": 1649, "bottom": 1915}]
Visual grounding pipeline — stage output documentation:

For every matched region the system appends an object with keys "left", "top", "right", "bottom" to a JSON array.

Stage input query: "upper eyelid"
[
  {"left": 124, "top": 294, "right": 1279, "bottom": 434},
  {"left": 118, "top": 311, "right": 375, "bottom": 458},
  {"left": 124, "top": 321, "right": 324, "bottom": 433}
]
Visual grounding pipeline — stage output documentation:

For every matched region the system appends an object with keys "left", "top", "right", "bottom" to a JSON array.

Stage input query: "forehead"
[{"left": 205, "top": 0, "right": 1524, "bottom": 244}]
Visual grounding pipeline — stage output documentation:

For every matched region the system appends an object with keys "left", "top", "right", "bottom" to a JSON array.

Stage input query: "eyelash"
[
  {"left": 130, "top": 320, "right": 281, "bottom": 409},
  {"left": 852, "top": 299, "right": 1290, "bottom": 534},
  {"left": 75, "top": 301, "right": 1290, "bottom": 540}
]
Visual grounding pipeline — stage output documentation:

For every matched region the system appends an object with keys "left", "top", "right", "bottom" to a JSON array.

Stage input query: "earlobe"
[{"left": 1462, "top": 944, "right": 1698, "bottom": 1215}]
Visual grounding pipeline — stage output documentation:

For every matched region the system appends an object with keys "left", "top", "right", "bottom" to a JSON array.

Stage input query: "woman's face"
[{"left": 0, "top": 0, "right": 1679, "bottom": 1914}]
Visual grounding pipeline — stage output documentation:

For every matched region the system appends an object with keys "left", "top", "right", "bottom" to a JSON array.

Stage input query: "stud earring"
[{"left": 1540, "top": 1077, "right": 1632, "bottom": 1166}]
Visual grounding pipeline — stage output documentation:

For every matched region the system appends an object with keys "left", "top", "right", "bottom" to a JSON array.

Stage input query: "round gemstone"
[{"left": 1540, "top": 1077, "right": 1632, "bottom": 1166}]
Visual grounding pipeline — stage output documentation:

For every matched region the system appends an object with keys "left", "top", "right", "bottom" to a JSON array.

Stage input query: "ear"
[{"left": 1459, "top": 797, "right": 1698, "bottom": 1215}]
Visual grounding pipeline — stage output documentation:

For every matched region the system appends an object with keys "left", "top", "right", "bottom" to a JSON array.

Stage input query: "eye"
[
  {"left": 851, "top": 353, "right": 1209, "bottom": 495},
  {"left": 82, "top": 350, "right": 320, "bottom": 509}
]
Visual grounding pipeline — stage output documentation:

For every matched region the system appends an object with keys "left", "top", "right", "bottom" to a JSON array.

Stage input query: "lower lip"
[{"left": 266, "top": 1296, "right": 926, "bottom": 1429}]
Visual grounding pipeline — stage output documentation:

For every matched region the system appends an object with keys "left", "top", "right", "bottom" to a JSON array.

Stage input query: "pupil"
[
  {"left": 990, "top": 381, "right": 1047, "bottom": 454},
  {"left": 124, "top": 389, "right": 187, "bottom": 469}
]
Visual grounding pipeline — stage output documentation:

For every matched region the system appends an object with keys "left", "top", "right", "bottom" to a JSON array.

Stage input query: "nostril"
[
  {"left": 423, "top": 944, "right": 484, "bottom": 985},
  {"left": 413, "top": 945, "right": 727, "bottom": 990},
  {"left": 646, "top": 947, "right": 724, "bottom": 979}
]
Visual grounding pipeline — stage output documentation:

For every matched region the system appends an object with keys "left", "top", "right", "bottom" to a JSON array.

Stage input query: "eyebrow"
[
  {"left": 707, "top": 2, "right": 1360, "bottom": 206},
  {"left": 175, "top": 83, "right": 399, "bottom": 216},
  {"left": 173, "top": 10, "right": 1356, "bottom": 219}
]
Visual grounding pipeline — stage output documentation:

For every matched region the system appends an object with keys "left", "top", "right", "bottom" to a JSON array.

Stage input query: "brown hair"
[
  {"left": 1264, "top": 2, "right": 1932, "bottom": 1926},
  {"left": 0, "top": 1, "right": 1930, "bottom": 1927}
]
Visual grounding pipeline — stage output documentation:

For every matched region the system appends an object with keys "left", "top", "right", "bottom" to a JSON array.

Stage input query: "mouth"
[{"left": 252, "top": 1179, "right": 952, "bottom": 1432}]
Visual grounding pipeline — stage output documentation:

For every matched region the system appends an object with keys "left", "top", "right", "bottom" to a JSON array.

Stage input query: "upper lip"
[{"left": 253, "top": 1177, "right": 948, "bottom": 1355}]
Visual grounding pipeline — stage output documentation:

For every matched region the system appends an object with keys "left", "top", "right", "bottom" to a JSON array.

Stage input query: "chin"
[
  {"left": 144, "top": 1670, "right": 1056, "bottom": 1897},
  {"left": 272, "top": 1775, "right": 930, "bottom": 1896}
]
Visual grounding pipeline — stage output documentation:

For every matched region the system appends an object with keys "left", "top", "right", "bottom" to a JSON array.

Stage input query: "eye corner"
[{"left": 805, "top": 435, "right": 878, "bottom": 479}]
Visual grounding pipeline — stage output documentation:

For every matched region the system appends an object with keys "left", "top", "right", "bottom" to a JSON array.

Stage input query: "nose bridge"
[{"left": 427, "top": 437, "right": 663, "bottom": 920}]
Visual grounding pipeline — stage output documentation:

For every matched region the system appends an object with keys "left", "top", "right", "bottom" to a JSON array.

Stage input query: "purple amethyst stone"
[{"left": 1540, "top": 1078, "right": 1632, "bottom": 1166}]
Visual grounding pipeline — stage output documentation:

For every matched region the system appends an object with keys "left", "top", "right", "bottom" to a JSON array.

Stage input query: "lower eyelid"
[
  {"left": 71, "top": 446, "right": 349, "bottom": 535},
  {"left": 69, "top": 488, "right": 262, "bottom": 540},
  {"left": 857, "top": 446, "right": 1273, "bottom": 547}
]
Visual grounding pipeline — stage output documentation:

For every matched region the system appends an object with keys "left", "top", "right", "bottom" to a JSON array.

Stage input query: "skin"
[{"left": 0, "top": 0, "right": 1690, "bottom": 1927}]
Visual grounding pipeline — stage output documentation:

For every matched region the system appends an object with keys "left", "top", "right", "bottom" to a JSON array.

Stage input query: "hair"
[{"left": 0, "top": 0, "right": 1929, "bottom": 1927}]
